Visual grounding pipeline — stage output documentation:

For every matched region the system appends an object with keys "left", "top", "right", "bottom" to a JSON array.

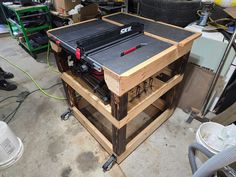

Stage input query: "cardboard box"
[
  {"left": 224, "top": 7, "right": 236, "bottom": 19},
  {"left": 54, "top": 0, "right": 81, "bottom": 15},
  {"left": 72, "top": 4, "right": 99, "bottom": 23}
]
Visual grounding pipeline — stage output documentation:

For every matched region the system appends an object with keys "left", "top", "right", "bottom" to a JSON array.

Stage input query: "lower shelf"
[
  {"left": 61, "top": 71, "right": 183, "bottom": 129},
  {"left": 72, "top": 97, "right": 174, "bottom": 163},
  {"left": 19, "top": 40, "right": 48, "bottom": 52}
]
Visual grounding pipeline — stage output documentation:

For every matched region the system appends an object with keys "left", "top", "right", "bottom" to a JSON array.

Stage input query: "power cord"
[
  {"left": 46, "top": 44, "right": 60, "bottom": 74},
  {"left": 0, "top": 54, "right": 66, "bottom": 100},
  {"left": 0, "top": 96, "right": 18, "bottom": 103},
  {"left": 1, "top": 82, "right": 63, "bottom": 123}
]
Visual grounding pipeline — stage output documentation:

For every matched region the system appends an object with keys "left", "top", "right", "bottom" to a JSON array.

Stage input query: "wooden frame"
[
  {"left": 55, "top": 52, "right": 190, "bottom": 162},
  {"left": 49, "top": 13, "right": 201, "bottom": 164}
]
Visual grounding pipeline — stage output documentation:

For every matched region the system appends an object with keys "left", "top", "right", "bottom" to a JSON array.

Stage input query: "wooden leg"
[
  {"left": 53, "top": 51, "right": 69, "bottom": 72},
  {"left": 111, "top": 93, "right": 128, "bottom": 155},
  {"left": 167, "top": 52, "right": 190, "bottom": 109},
  {"left": 112, "top": 126, "right": 127, "bottom": 155},
  {"left": 174, "top": 52, "right": 190, "bottom": 75},
  {"left": 62, "top": 80, "right": 78, "bottom": 108},
  {"left": 53, "top": 51, "right": 76, "bottom": 107}
]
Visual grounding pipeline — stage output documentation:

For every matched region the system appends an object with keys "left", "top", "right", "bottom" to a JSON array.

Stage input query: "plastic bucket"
[
  {"left": 196, "top": 122, "right": 225, "bottom": 154},
  {"left": 0, "top": 121, "right": 24, "bottom": 169},
  {"left": 195, "top": 122, "right": 225, "bottom": 167}
]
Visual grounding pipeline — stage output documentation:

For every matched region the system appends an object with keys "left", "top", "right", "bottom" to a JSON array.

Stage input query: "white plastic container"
[
  {"left": 196, "top": 122, "right": 225, "bottom": 154},
  {"left": 0, "top": 121, "right": 24, "bottom": 169},
  {"left": 195, "top": 122, "right": 224, "bottom": 167}
]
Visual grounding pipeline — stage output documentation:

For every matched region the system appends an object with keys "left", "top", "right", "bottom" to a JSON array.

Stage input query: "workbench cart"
[
  {"left": 2, "top": 3, "right": 51, "bottom": 58},
  {"left": 47, "top": 13, "right": 200, "bottom": 169}
]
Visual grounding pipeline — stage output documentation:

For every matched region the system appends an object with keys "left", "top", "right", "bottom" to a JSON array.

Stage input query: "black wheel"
[
  {"left": 139, "top": 0, "right": 201, "bottom": 27},
  {"left": 102, "top": 155, "right": 116, "bottom": 172}
]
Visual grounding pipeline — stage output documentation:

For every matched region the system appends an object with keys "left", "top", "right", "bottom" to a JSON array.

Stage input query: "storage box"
[
  {"left": 72, "top": 4, "right": 99, "bottom": 23},
  {"left": 224, "top": 7, "right": 236, "bottom": 19},
  {"left": 54, "top": 0, "right": 81, "bottom": 15}
]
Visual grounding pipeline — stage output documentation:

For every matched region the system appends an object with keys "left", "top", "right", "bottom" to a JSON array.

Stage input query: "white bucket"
[
  {"left": 195, "top": 122, "right": 225, "bottom": 167},
  {"left": 196, "top": 122, "right": 225, "bottom": 154},
  {"left": 0, "top": 121, "right": 24, "bottom": 169}
]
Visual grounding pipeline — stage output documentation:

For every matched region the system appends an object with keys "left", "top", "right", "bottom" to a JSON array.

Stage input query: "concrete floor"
[{"left": 0, "top": 36, "right": 201, "bottom": 177}]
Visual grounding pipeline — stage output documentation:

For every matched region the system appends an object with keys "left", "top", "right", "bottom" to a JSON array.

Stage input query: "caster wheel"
[{"left": 102, "top": 154, "right": 117, "bottom": 171}]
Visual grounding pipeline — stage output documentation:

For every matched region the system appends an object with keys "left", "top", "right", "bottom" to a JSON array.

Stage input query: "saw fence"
[{"left": 48, "top": 13, "right": 201, "bottom": 164}]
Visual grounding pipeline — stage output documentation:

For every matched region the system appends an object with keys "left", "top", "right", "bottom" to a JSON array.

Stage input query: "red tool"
[{"left": 120, "top": 43, "right": 147, "bottom": 57}]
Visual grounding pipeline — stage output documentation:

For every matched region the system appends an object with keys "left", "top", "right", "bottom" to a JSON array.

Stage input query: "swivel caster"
[
  {"left": 102, "top": 154, "right": 117, "bottom": 171},
  {"left": 61, "top": 108, "right": 72, "bottom": 121}
]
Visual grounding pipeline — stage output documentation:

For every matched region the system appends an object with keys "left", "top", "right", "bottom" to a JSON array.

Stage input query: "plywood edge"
[
  {"left": 102, "top": 17, "right": 123, "bottom": 26},
  {"left": 144, "top": 32, "right": 177, "bottom": 45},
  {"left": 177, "top": 41, "right": 194, "bottom": 57},
  {"left": 103, "top": 12, "right": 157, "bottom": 24},
  {"left": 178, "top": 32, "right": 202, "bottom": 47},
  {"left": 119, "top": 74, "right": 183, "bottom": 127},
  {"left": 61, "top": 72, "right": 121, "bottom": 128},
  {"left": 102, "top": 12, "right": 123, "bottom": 19},
  {"left": 117, "top": 108, "right": 174, "bottom": 163},
  {"left": 103, "top": 67, "right": 121, "bottom": 97},
  {"left": 123, "top": 12, "right": 157, "bottom": 23},
  {"left": 72, "top": 106, "right": 113, "bottom": 154}
]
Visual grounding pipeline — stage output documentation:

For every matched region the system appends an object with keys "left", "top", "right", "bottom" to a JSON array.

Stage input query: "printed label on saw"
[{"left": 120, "top": 26, "right": 132, "bottom": 34}]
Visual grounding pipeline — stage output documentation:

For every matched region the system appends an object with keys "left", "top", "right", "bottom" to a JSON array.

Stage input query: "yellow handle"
[{"left": 214, "top": 0, "right": 236, "bottom": 7}]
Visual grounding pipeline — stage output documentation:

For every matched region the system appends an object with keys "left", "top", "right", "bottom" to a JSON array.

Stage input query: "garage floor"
[{"left": 0, "top": 36, "right": 200, "bottom": 177}]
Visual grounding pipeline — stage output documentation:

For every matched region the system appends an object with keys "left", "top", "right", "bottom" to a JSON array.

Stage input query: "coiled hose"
[
  {"left": 188, "top": 143, "right": 214, "bottom": 173},
  {"left": 189, "top": 143, "right": 236, "bottom": 177}
]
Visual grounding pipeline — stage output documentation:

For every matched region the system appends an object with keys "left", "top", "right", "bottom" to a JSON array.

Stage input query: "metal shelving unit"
[{"left": 1, "top": 3, "right": 51, "bottom": 58}]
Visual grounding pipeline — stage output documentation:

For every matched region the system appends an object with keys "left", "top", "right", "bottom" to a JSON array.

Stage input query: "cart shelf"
[{"left": 2, "top": 3, "right": 51, "bottom": 58}]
